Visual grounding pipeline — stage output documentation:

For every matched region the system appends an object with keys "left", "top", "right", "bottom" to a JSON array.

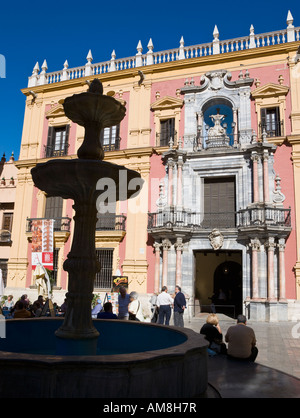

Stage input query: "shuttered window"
[
  {"left": 44, "top": 196, "right": 63, "bottom": 230},
  {"left": 2, "top": 213, "right": 13, "bottom": 231},
  {"left": 94, "top": 248, "right": 114, "bottom": 289},
  {"left": 260, "top": 107, "right": 281, "bottom": 137},
  {"left": 204, "top": 177, "right": 236, "bottom": 228},
  {"left": 160, "top": 118, "right": 175, "bottom": 146},
  {"left": 46, "top": 125, "right": 70, "bottom": 157}
]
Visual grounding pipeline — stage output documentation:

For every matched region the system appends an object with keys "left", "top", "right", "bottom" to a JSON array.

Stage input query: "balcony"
[
  {"left": 237, "top": 206, "right": 291, "bottom": 228},
  {"left": 148, "top": 206, "right": 291, "bottom": 233},
  {"left": 156, "top": 131, "right": 177, "bottom": 147},
  {"left": 44, "top": 143, "right": 69, "bottom": 158},
  {"left": 0, "top": 229, "right": 12, "bottom": 245},
  {"left": 148, "top": 209, "right": 236, "bottom": 231},
  {"left": 26, "top": 217, "right": 71, "bottom": 233},
  {"left": 193, "top": 133, "right": 239, "bottom": 151},
  {"left": 96, "top": 214, "right": 126, "bottom": 231},
  {"left": 259, "top": 120, "right": 283, "bottom": 138},
  {"left": 102, "top": 137, "right": 120, "bottom": 152}
]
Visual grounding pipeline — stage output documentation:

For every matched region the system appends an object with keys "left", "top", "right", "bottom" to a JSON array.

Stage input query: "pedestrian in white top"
[{"left": 157, "top": 286, "right": 173, "bottom": 325}]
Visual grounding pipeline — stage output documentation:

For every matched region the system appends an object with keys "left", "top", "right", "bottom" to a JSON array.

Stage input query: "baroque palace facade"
[{"left": 4, "top": 11, "right": 300, "bottom": 320}]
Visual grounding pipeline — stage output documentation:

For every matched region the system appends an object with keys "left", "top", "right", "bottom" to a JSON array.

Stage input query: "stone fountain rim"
[{"left": 0, "top": 317, "right": 208, "bottom": 365}]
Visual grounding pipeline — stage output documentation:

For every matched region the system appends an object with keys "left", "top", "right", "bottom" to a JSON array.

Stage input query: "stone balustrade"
[{"left": 28, "top": 11, "right": 299, "bottom": 87}]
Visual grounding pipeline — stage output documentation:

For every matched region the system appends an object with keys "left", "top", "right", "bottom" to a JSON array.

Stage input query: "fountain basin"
[{"left": 0, "top": 318, "right": 208, "bottom": 398}]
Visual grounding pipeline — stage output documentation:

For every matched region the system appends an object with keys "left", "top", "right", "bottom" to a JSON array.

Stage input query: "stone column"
[
  {"left": 233, "top": 108, "right": 238, "bottom": 145},
  {"left": 251, "top": 152, "right": 260, "bottom": 203},
  {"left": 263, "top": 150, "right": 270, "bottom": 203},
  {"left": 168, "top": 159, "right": 174, "bottom": 206},
  {"left": 162, "top": 239, "right": 171, "bottom": 287},
  {"left": 250, "top": 238, "right": 260, "bottom": 299},
  {"left": 265, "top": 237, "right": 276, "bottom": 301},
  {"left": 174, "top": 237, "right": 184, "bottom": 287},
  {"left": 176, "top": 157, "right": 183, "bottom": 208},
  {"left": 154, "top": 242, "right": 161, "bottom": 293},
  {"left": 278, "top": 238, "right": 287, "bottom": 301}
]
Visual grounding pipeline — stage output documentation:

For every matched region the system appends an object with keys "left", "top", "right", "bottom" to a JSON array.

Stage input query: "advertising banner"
[{"left": 31, "top": 219, "right": 54, "bottom": 271}]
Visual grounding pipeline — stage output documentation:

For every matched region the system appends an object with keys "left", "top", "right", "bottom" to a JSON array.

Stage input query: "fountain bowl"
[{"left": 0, "top": 318, "right": 208, "bottom": 398}]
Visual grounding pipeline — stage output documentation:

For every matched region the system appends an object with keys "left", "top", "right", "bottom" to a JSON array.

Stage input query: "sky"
[{"left": 0, "top": 1, "right": 299, "bottom": 161}]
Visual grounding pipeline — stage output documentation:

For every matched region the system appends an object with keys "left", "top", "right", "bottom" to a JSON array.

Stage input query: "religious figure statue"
[{"left": 208, "top": 108, "right": 226, "bottom": 137}]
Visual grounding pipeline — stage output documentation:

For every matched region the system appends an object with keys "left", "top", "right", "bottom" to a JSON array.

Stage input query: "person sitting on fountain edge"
[{"left": 97, "top": 302, "right": 118, "bottom": 319}]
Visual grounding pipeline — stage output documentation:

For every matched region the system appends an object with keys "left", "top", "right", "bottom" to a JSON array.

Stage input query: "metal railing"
[
  {"left": 26, "top": 217, "right": 72, "bottom": 233},
  {"left": 96, "top": 214, "right": 126, "bottom": 231},
  {"left": 44, "top": 143, "right": 69, "bottom": 158},
  {"left": 259, "top": 121, "right": 283, "bottom": 138},
  {"left": 0, "top": 229, "right": 11, "bottom": 243},
  {"left": 148, "top": 210, "right": 236, "bottom": 230},
  {"left": 237, "top": 207, "right": 291, "bottom": 227},
  {"left": 148, "top": 206, "right": 291, "bottom": 230}
]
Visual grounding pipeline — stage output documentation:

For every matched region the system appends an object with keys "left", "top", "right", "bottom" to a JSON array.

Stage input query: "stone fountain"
[{"left": 0, "top": 79, "right": 208, "bottom": 398}]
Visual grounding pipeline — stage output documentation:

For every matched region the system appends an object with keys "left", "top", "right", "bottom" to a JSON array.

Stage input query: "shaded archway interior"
[{"left": 195, "top": 250, "right": 242, "bottom": 318}]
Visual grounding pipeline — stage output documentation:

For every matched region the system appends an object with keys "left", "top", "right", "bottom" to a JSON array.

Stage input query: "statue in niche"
[{"left": 208, "top": 108, "right": 227, "bottom": 137}]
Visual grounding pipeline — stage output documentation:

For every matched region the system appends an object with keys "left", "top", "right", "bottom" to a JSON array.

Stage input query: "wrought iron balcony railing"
[
  {"left": 0, "top": 229, "right": 12, "bottom": 243},
  {"left": 102, "top": 137, "right": 121, "bottom": 152},
  {"left": 96, "top": 214, "right": 126, "bottom": 231},
  {"left": 156, "top": 131, "right": 177, "bottom": 147},
  {"left": 26, "top": 217, "right": 72, "bottom": 233},
  {"left": 259, "top": 120, "right": 283, "bottom": 138},
  {"left": 44, "top": 143, "right": 69, "bottom": 158}
]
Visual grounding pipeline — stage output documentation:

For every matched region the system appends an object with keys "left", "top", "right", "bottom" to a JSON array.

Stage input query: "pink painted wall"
[
  {"left": 273, "top": 143, "right": 297, "bottom": 299},
  {"left": 150, "top": 79, "right": 186, "bottom": 146},
  {"left": 146, "top": 152, "right": 167, "bottom": 293}
]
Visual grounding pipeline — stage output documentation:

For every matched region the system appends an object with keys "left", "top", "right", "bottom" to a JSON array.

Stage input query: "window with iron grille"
[
  {"left": 94, "top": 248, "right": 114, "bottom": 289},
  {"left": 100, "top": 125, "right": 120, "bottom": 151},
  {"left": 45, "top": 125, "right": 70, "bottom": 157},
  {"left": 260, "top": 107, "right": 282, "bottom": 137}
]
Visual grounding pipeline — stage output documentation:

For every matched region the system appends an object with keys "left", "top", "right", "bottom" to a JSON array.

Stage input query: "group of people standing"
[{"left": 151, "top": 285, "right": 187, "bottom": 327}]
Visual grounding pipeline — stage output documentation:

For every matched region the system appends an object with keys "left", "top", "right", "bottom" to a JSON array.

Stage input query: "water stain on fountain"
[{"left": 0, "top": 79, "right": 209, "bottom": 398}]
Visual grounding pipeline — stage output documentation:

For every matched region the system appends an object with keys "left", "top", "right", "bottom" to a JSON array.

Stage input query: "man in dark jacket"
[{"left": 173, "top": 285, "right": 186, "bottom": 327}]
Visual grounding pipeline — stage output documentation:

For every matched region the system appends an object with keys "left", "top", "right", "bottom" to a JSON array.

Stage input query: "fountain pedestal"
[{"left": 31, "top": 80, "right": 143, "bottom": 355}]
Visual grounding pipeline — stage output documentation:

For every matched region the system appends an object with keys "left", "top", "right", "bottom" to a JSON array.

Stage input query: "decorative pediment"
[
  {"left": 251, "top": 83, "right": 289, "bottom": 99},
  {"left": 151, "top": 96, "right": 183, "bottom": 111},
  {"left": 45, "top": 103, "right": 66, "bottom": 119}
]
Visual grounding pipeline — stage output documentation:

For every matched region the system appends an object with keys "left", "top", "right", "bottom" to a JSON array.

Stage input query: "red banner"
[{"left": 31, "top": 219, "right": 54, "bottom": 270}]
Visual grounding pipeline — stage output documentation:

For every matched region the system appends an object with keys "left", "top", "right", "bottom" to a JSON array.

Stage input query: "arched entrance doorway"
[{"left": 213, "top": 260, "right": 242, "bottom": 317}]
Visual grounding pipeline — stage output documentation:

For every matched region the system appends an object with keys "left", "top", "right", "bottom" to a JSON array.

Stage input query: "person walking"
[
  {"left": 157, "top": 286, "right": 173, "bottom": 325},
  {"left": 225, "top": 314, "right": 258, "bottom": 362},
  {"left": 173, "top": 285, "right": 186, "bottom": 327},
  {"left": 118, "top": 287, "right": 130, "bottom": 320}
]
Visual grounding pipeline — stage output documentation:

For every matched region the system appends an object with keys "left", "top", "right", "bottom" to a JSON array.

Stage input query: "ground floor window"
[
  {"left": 94, "top": 248, "right": 114, "bottom": 289},
  {"left": 0, "top": 259, "right": 8, "bottom": 287}
]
